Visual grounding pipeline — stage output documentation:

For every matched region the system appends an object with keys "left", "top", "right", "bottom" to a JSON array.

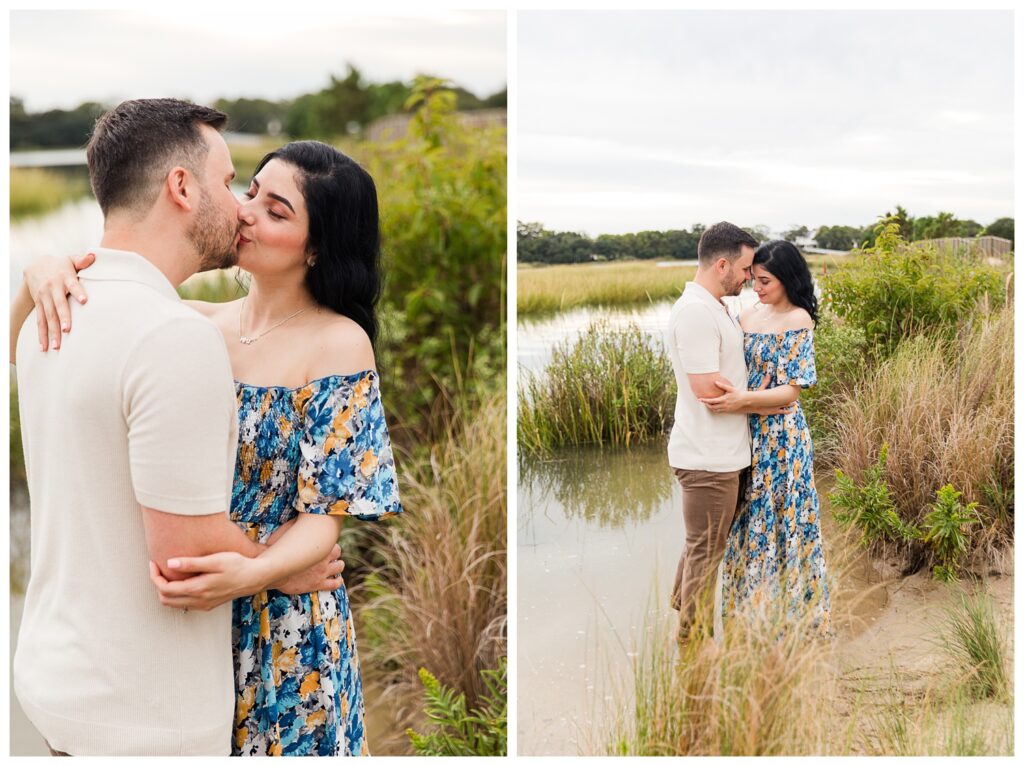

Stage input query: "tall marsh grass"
[
  {"left": 518, "top": 321, "right": 674, "bottom": 455},
  {"left": 517, "top": 261, "right": 695, "bottom": 316},
  {"left": 609, "top": 584, "right": 1013, "bottom": 756},
  {"left": 610, "top": 606, "right": 837, "bottom": 756},
  {"left": 359, "top": 392, "right": 506, "bottom": 752},
  {"left": 938, "top": 592, "right": 1010, "bottom": 702},
  {"left": 829, "top": 302, "right": 1013, "bottom": 567},
  {"left": 10, "top": 167, "right": 90, "bottom": 220}
]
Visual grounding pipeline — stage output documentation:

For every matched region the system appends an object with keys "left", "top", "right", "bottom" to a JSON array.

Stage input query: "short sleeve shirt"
[
  {"left": 14, "top": 248, "right": 238, "bottom": 755},
  {"left": 666, "top": 281, "right": 751, "bottom": 472}
]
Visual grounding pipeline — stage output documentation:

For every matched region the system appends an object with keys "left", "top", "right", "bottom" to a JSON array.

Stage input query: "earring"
[{"left": 306, "top": 256, "right": 316, "bottom": 268}]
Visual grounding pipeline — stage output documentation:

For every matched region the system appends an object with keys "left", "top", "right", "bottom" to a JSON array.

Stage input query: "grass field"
[{"left": 517, "top": 255, "right": 848, "bottom": 318}]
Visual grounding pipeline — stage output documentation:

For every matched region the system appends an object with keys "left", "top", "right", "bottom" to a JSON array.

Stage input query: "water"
[
  {"left": 516, "top": 289, "right": 758, "bottom": 754},
  {"left": 518, "top": 289, "right": 758, "bottom": 375},
  {"left": 517, "top": 444, "right": 682, "bottom": 755}
]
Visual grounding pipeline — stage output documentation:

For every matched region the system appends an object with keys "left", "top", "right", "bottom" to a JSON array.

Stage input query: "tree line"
[
  {"left": 519, "top": 209, "right": 1013, "bottom": 265},
  {"left": 10, "top": 64, "right": 507, "bottom": 149}
]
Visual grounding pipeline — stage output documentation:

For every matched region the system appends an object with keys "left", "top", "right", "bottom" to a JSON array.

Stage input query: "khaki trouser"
[
  {"left": 670, "top": 467, "right": 748, "bottom": 638},
  {"left": 46, "top": 742, "right": 70, "bottom": 757}
]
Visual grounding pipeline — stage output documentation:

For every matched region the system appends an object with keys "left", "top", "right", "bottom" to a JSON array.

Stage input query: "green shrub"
[
  {"left": 922, "top": 486, "right": 980, "bottom": 583},
  {"left": 358, "top": 77, "right": 506, "bottom": 440},
  {"left": 518, "top": 321, "right": 674, "bottom": 455},
  {"left": 830, "top": 444, "right": 919, "bottom": 547},
  {"left": 406, "top": 659, "right": 507, "bottom": 756},
  {"left": 824, "top": 223, "right": 1005, "bottom": 357}
]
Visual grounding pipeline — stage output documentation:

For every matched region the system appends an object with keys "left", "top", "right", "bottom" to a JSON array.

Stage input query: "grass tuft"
[{"left": 518, "top": 321, "right": 674, "bottom": 455}]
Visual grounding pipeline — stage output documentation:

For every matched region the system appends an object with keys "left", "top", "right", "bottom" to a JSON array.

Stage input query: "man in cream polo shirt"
[
  {"left": 13, "top": 100, "right": 259, "bottom": 756},
  {"left": 666, "top": 222, "right": 760, "bottom": 642}
]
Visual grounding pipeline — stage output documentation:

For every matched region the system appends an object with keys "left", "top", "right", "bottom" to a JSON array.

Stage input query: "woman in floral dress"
[
  {"left": 20, "top": 140, "right": 402, "bottom": 755},
  {"left": 699, "top": 239, "right": 831, "bottom": 636}
]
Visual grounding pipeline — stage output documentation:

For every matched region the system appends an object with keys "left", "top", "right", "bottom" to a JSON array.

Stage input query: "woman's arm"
[
  {"left": 10, "top": 254, "right": 94, "bottom": 363},
  {"left": 699, "top": 378, "right": 800, "bottom": 414},
  {"left": 147, "top": 513, "right": 345, "bottom": 610}
]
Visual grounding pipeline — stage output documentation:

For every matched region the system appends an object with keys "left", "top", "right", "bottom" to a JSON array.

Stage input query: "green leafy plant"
[
  {"left": 406, "top": 658, "right": 507, "bottom": 756},
  {"left": 830, "top": 445, "right": 919, "bottom": 546},
  {"left": 824, "top": 223, "right": 1004, "bottom": 358},
  {"left": 921, "top": 485, "right": 980, "bottom": 583}
]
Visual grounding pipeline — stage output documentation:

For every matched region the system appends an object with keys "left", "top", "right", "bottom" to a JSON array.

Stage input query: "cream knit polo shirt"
[
  {"left": 666, "top": 281, "right": 752, "bottom": 472},
  {"left": 14, "top": 248, "right": 239, "bottom": 755}
]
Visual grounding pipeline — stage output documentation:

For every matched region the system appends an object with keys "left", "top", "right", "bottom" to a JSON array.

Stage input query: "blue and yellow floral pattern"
[
  {"left": 721, "top": 329, "right": 831, "bottom": 636},
  {"left": 230, "top": 371, "right": 402, "bottom": 756}
]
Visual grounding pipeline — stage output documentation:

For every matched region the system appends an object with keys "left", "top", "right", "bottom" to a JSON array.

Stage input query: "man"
[
  {"left": 13, "top": 99, "right": 336, "bottom": 756},
  {"left": 666, "top": 221, "right": 759, "bottom": 642}
]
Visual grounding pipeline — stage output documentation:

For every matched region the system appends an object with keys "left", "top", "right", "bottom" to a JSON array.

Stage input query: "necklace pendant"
[{"left": 240, "top": 336, "right": 256, "bottom": 345}]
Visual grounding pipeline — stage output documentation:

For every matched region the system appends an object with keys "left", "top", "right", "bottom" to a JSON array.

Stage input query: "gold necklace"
[{"left": 238, "top": 298, "right": 309, "bottom": 345}]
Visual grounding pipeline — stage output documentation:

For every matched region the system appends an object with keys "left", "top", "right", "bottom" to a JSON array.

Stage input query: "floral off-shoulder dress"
[
  {"left": 230, "top": 371, "right": 402, "bottom": 756},
  {"left": 721, "top": 328, "right": 831, "bottom": 636}
]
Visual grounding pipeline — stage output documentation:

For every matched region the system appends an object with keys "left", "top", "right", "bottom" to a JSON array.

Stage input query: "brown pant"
[
  {"left": 670, "top": 467, "right": 747, "bottom": 637},
  {"left": 46, "top": 742, "right": 70, "bottom": 757}
]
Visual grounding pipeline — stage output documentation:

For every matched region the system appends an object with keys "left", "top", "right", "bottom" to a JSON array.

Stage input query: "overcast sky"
[
  {"left": 519, "top": 10, "right": 1013, "bottom": 235},
  {"left": 11, "top": 10, "right": 506, "bottom": 111}
]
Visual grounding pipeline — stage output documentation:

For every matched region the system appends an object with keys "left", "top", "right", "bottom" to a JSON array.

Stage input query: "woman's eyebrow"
[{"left": 250, "top": 178, "right": 295, "bottom": 213}]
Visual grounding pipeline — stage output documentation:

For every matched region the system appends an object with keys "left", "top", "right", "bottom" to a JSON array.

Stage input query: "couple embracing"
[
  {"left": 11, "top": 99, "right": 402, "bottom": 756},
  {"left": 667, "top": 221, "right": 831, "bottom": 643}
]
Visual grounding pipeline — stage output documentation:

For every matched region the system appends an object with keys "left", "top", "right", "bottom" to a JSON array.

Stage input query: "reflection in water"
[
  {"left": 517, "top": 440, "right": 683, "bottom": 755},
  {"left": 520, "top": 444, "right": 671, "bottom": 529}
]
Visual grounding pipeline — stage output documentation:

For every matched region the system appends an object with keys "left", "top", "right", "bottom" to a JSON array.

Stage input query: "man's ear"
[{"left": 164, "top": 166, "right": 193, "bottom": 212}]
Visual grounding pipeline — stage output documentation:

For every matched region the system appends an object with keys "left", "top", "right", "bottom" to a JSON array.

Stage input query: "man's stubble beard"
[{"left": 190, "top": 188, "right": 239, "bottom": 273}]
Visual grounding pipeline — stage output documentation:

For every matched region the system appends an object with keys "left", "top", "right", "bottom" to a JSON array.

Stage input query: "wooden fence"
[{"left": 919, "top": 236, "right": 1013, "bottom": 259}]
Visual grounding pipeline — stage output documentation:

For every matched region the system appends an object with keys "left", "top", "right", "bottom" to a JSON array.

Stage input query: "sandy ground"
[{"left": 819, "top": 477, "right": 1014, "bottom": 754}]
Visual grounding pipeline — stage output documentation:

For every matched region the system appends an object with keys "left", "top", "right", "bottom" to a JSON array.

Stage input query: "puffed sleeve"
[
  {"left": 776, "top": 328, "right": 816, "bottom": 388},
  {"left": 294, "top": 371, "right": 403, "bottom": 520}
]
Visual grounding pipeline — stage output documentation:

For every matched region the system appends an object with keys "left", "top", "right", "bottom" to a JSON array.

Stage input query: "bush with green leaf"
[
  {"left": 922, "top": 485, "right": 981, "bottom": 583},
  {"left": 824, "top": 223, "right": 1005, "bottom": 358},
  {"left": 357, "top": 76, "right": 506, "bottom": 440},
  {"left": 406, "top": 659, "right": 507, "bottom": 756},
  {"left": 830, "top": 444, "right": 919, "bottom": 548}
]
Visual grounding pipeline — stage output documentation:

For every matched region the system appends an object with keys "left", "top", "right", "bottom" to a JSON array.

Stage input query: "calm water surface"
[{"left": 517, "top": 444, "right": 683, "bottom": 755}]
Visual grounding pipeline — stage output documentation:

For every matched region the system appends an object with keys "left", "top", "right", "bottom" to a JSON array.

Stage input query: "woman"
[
  {"left": 14, "top": 141, "right": 402, "bottom": 755},
  {"left": 698, "top": 239, "right": 831, "bottom": 636}
]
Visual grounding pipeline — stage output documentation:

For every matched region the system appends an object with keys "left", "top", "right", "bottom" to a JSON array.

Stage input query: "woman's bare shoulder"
[
  {"left": 782, "top": 307, "right": 814, "bottom": 331},
  {"left": 304, "top": 312, "right": 376, "bottom": 378}
]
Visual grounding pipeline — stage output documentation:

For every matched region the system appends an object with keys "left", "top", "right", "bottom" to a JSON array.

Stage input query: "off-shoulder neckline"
[
  {"left": 743, "top": 327, "right": 813, "bottom": 336},
  {"left": 234, "top": 370, "right": 377, "bottom": 392}
]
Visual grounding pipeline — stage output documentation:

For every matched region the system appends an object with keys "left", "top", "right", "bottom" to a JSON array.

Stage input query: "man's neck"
[
  {"left": 100, "top": 216, "right": 196, "bottom": 288},
  {"left": 693, "top": 270, "right": 726, "bottom": 303}
]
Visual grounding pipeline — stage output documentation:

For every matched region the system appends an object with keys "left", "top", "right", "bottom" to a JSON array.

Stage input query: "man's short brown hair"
[
  {"left": 86, "top": 98, "right": 228, "bottom": 216},
  {"left": 697, "top": 222, "right": 760, "bottom": 266}
]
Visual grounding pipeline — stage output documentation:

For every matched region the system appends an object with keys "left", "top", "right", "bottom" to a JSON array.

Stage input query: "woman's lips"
[{"left": 238, "top": 234, "right": 251, "bottom": 245}]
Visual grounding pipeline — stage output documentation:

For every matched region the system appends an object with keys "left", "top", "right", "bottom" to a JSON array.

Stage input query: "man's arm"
[
  {"left": 147, "top": 513, "right": 345, "bottom": 610},
  {"left": 141, "top": 506, "right": 264, "bottom": 582},
  {"left": 700, "top": 378, "right": 800, "bottom": 413}
]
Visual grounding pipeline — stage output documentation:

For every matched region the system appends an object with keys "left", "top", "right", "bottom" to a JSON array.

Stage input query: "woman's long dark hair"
[
  {"left": 253, "top": 141, "right": 381, "bottom": 347},
  {"left": 753, "top": 240, "right": 818, "bottom": 325}
]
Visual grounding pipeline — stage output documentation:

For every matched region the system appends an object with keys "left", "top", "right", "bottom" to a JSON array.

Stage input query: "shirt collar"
[
  {"left": 684, "top": 280, "right": 741, "bottom": 327},
  {"left": 78, "top": 248, "right": 181, "bottom": 302},
  {"left": 684, "top": 280, "right": 726, "bottom": 308}
]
